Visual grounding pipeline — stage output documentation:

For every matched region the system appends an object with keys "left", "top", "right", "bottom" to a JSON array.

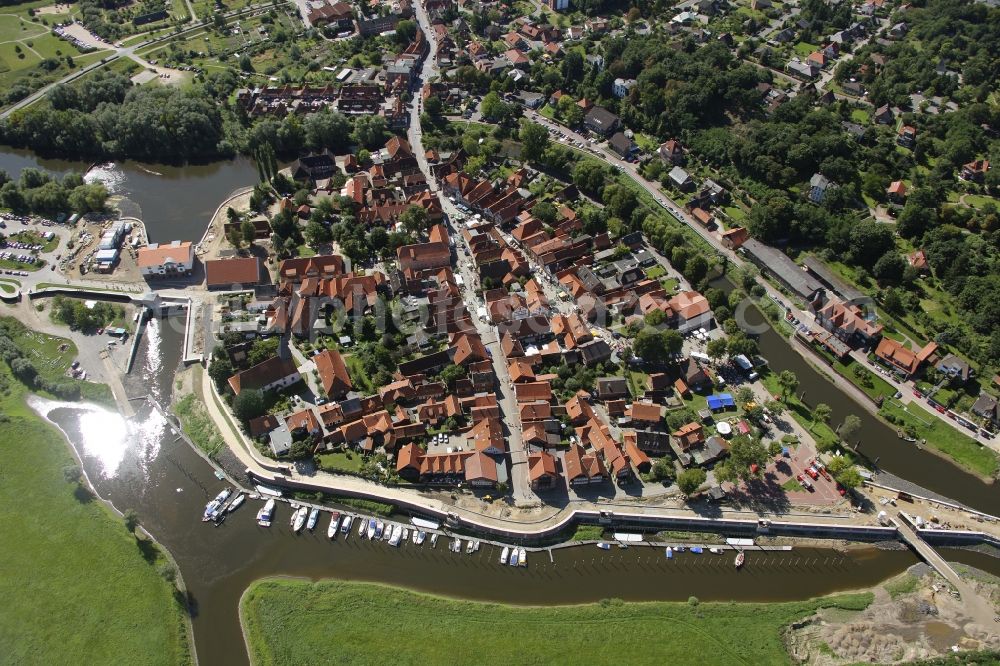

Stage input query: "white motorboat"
[
  {"left": 203, "top": 488, "right": 232, "bottom": 522},
  {"left": 509, "top": 548, "right": 519, "bottom": 566},
  {"left": 466, "top": 539, "right": 475, "bottom": 554},
  {"left": 375, "top": 521, "right": 385, "bottom": 540},
  {"left": 364, "top": 519, "right": 375, "bottom": 539},
  {"left": 500, "top": 546, "right": 510, "bottom": 565},
  {"left": 430, "top": 533, "right": 439, "bottom": 548},
  {"left": 735, "top": 551, "right": 745, "bottom": 568},
  {"left": 341, "top": 515, "right": 353, "bottom": 536},
  {"left": 389, "top": 525, "right": 402, "bottom": 547},
  {"left": 256, "top": 498, "right": 275, "bottom": 527},
  {"left": 518, "top": 547, "right": 527, "bottom": 567},
  {"left": 306, "top": 508, "right": 320, "bottom": 531},
  {"left": 451, "top": 538, "right": 462, "bottom": 553},
  {"left": 227, "top": 493, "right": 245, "bottom": 513},
  {"left": 597, "top": 542, "right": 611, "bottom": 550},
  {"left": 665, "top": 547, "right": 673, "bottom": 559},
  {"left": 401, "top": 528, "right": 410, "bottom": 543},
  {"left": 709, "top": 547, "right": 723, "bottom": 555},
  {"left": 415, "top": 530, "right": 426, "bottom": 545},
  {"left": 473, "top": 540, "right": 481, "bottom": 553},
  {"left": 328, "top": 512, "right": 341, "bottom": 539},
  {"left": 292, "top": 507, "right": 308, "bottom": 533}
]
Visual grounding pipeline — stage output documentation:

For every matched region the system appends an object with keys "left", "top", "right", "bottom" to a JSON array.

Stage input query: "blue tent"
[
  {"left": 719, "top": 393, "right": 735, "bottom": 408},
  {"left": 706, "top": 395, "right": 723, "bottom": 411}
]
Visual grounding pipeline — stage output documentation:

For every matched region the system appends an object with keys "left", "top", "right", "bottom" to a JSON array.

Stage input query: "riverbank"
[
  {"left": 0, "top": 364, "right": 192, "bottom": 664},
  {"left": 240, "top": 578, "right": 874, "bottom": 665}
]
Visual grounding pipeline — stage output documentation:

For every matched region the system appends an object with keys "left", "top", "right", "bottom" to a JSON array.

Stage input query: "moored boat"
[
  {"left": 509, "top": 548, "right": 519, "bottom": 566},
  {"left": 500, "top": 546, "right": 510, "bottom": 564},
  {"left": 735, "top": 551, "right": 745, "bottom": 568},
  {"left": 415, "top": 530, "right": 426, "bottom": 545},
  {"left": 342, "top": 515, "right": 353, "bottom": 536},
  {"left": 328, "top": 512, "right": 341, "bottom": 539},
  {"left": 709, "top": 547, "right": 723, "bottom": 555},
  {"left": 227, "top": 493, "right": 245, "bottom": 513},
  {"left": 366, "top": 519, "right": 376, "bottom": 540},
  {"left": 466, "top": 539, "right": 475, "bottom": 554},
  {"left": 203, "top": 487, "right": 232, "bottom": 522},
  {"left": 375, "top": 521, "right": 385, "bottom": 539},
  {"left": 430, "top": 533, "right": 439, "bottom": 548},
  {"left": 389, "top": 524, "right": 402, "bottom": 546},
  {"left": 665, "top": 546, "right": 673, "bottom": 559},
  {"left": 401, "top": 527, "right": 410, "bottom": 543},
  {"left": 597, "top": 542, "right": 611, "bottom": 550},
  {"left": 451, "top": 538, "right": 462, "bottom": 553},
  {"left": 691, "top": 546, "right": 704, "bottom": 554},
  {"left": 256, "top": 498, "right": 275, "bottom": 527},
  {"left": 306, "top": 508, "right": 319, "bottom": 531},
  {"left": 518, "top": 547, "right": 526, "bottom": 567},
  {"left": 292, "top": 506, "right": 308, "bottom": 533}
]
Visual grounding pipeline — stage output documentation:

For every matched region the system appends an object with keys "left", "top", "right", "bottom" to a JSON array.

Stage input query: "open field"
[
  {"left": 242, "top": 579, "right": 873, "bottom": 666},
  {"left": 0, "top": 360, "right": 191, "bottom": 664}
]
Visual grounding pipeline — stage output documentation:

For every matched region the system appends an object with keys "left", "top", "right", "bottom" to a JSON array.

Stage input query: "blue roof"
[
  {"left": 706, "top": 395, "right": 723, "bottom": 410},
  {"left": 719, "top": 393, "right": 735, "bottom": 407}
]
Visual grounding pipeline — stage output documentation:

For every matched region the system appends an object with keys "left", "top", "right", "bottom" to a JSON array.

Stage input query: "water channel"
[
  {"left": 36, "top": 317, "right": 1000, "bottom": 666},
  {"left": 0, "top": 147, "right": 259, "bottom": 243},
  {"left": 713, "top": 276, "right": 999, "bottom": 514}
]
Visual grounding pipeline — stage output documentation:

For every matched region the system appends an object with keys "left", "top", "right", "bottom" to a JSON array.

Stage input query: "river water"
[
  {"left": 0, "top": 147, "right": 258, "bottom": 243},
  {"left": 28, "top": 316, "right": 938, "bottom": 666},
  {"left": 713, "top": 277, "right": 999, "bottom": 514}
]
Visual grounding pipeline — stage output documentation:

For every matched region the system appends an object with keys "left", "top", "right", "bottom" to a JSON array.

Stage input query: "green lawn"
[
  {"left": 537, "top": 103, "right": 556, "bottom": 120},
  {"left": 0, "top": 316, "right": 113, "bottom": 405},
  {"left": 879, "top": 400, "right": 998, "bottom": 478},
  {"left": 344, "top": 354, "right": 374, "bottom": 394},
  {"left": 0, "top": 279, "right": 17, "bottom": 293},
  {"left": 850, "top": 108, "right": 870, "bottom": 124},
  {"left": 316, "top": 450, "right": 363, "bottom": 474},
  {"left": 242, "top": 579, "right": 872, "bottom": 666},
  {"left": 0, "top": 364, "right": 191, "bottom": 664},
  {"left": 645, "top": 264, "right": 666, "bottom": 279},
  {"left": 175, "top": 392, "right": 224, "bottom": 459},
  {"left": 792, "top": 41, "right": 818, "bottom": 58},
  {"left": 570, "top": 524, "right": 604, "bottom": 540},
  {"left": 760, "top": 371, "right": 839, "bottom": 449}
]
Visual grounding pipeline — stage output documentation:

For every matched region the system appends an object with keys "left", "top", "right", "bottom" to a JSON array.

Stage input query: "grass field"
[
  {"left": 879, "top": 399, "right": 998, "bottom": 478},
  {"left": 316, "top": 450, "right": 363, "bottom": 474},
  {"left": 242, "top": 579, "right": 873, "bottom": 666},
  {"left": 175, "top": 391, "right": 225, "bottom": 459},
  {"left": 0, "top": 360, "right": 191, "bottom": 664}
]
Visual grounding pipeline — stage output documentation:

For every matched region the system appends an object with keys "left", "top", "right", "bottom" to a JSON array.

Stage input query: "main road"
[{"left": 408, "top": 0, "right": 535, "bottom": 505}]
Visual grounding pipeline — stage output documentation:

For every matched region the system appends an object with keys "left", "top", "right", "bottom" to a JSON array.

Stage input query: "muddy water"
[
  {"left": 0, "top": 147, "right": 258, "bottom": 243},
  {"left": 712, "top": 277, "right": 999, "bottom": 514},
  {"left": 27, "top": 317, "right": 936, "bottom": 666}
]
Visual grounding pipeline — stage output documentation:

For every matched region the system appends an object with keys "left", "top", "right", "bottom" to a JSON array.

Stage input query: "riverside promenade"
[{"left": 196, "top": 369, "right": 1000, "bottom": 547}]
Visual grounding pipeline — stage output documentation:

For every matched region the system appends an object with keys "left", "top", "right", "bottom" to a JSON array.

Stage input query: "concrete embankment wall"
[
  {"left": 245, "top": 469, "right": 905, "bottom": 545},
  {"left": 28, "top": 287, "right": 135, "bottom": 303}
]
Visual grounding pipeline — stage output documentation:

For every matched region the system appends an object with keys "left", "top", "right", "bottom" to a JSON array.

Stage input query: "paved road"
[{"left": 409, "top": 0, "right": 535, "bottom": 505}]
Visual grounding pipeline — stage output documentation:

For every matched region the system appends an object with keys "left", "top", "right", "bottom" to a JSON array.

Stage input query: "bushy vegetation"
[{"left": 50, "top": 295, "right": 124, "bottom": 332}]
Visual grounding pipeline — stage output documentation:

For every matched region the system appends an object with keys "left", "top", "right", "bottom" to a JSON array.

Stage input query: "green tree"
[
  {"left": 63, "top": 464, "right": 82, "bottom": 486},
  {"left": 123, "top": 508, "right": 140, "bottom": 535},
  {"left": 776, "top": 370, "right": 799, "bottom": 400},
  {"left": 519, "top": 120, "right": 549, "bottom": 163},
  {"left": 726, "top": 435, "right": 768, "bottom": 480},
  {"left": 706, "top": 337, "right": 728, "bottom": 361},
  {"left": 811, "top": 403, "right": 832, "bottom": 431},
  {"left": 633, "top": 327, "right": 683, "bottom": 365},
  {"left": 677, "top": 468, "right": 706, "bottom": 496},
  {"left": 233, "top": 389, "right": 266, "bottom": 423},
  {"left": 305, "top": 219, "right": 332, "bottom": 247},
  {"left": 400, "top": 205, "right": 430, "bottom": 235},
  {"left": 839, "top": 414, "right": 862, "bottom": 442},
  {"left": 650, "top": 458, "right": 675, "bottom": 483},
  {"left": 208, "top": 353, "right": 235, "bottom": 391},
  {"left": 241, "top": 219, "right": 256, "bottom": 246},
  {"left": 827, "top": 455, "right": 861, "bottom": 489}
]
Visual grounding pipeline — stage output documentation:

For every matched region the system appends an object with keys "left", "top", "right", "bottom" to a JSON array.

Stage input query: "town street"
[{"left": 408, "top": 2, "right": 535, "bottom": 505}]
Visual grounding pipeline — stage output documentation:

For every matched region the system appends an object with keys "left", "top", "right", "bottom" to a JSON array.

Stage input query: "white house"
[
  {"left": 613, "top": 77, "right": 636, "bottom": 98},
  {"left": 137, "top": 240, "right": 194, "bottom": 278},
  {"left": 227, "top": 355, "right": 302, "bottom": 395}
]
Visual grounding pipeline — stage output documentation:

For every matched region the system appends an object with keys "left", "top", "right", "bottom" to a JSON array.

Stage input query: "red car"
[
  {"left": 796, "top": 474, "right": 814, "bottom": 491},
  {"left": 836, "top": 483, "right": 847, "bottom": 496},
  {"left": 805, "top": 466, "right": 820, "bottom": 480}
]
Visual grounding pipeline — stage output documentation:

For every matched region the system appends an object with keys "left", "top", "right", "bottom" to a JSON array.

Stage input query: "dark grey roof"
[{"left": 741, "top": 239, "right": 824, "bottom": 300}]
